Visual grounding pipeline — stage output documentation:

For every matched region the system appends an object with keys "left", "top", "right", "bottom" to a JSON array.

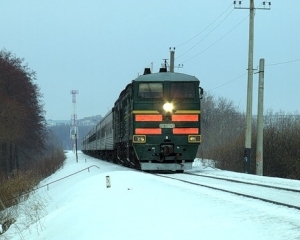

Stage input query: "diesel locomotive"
[{"left": 82, "top": 66, "right": 203, "bottom": 172}]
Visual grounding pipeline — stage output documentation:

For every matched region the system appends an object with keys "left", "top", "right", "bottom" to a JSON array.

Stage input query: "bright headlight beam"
[{"left": 163, "top": 102, "right": 173, "bottom": 112}]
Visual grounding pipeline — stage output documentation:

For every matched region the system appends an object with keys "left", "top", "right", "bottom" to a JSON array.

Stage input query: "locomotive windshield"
[
  {"left": 170, "top": 82, "right": 195, "bottom": 98},
  {"left": 138, "top": 83, "right": 163, "bottom": 98}
]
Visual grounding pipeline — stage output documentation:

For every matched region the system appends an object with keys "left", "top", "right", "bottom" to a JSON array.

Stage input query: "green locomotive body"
[
  {"left": 112, "top": 68, "right": 202, "bottom": 171},
  {"left": 82, "top": 67, "right": 202, "bottom": 172}
]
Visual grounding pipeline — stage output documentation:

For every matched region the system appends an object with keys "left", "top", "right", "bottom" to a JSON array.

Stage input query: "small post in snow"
[{"left": 106, "top": 176, "right": 111, "bottom": 188}]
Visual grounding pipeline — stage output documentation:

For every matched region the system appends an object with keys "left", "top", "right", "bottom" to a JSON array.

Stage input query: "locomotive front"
[{"left": 132, "top": 70, "right": 202, "bottom": 172}]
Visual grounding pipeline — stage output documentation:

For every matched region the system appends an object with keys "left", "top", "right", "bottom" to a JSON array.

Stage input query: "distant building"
[
  {"left": 78, "top": 115, "right": 102, "bottom": 126},
  {"left": 47, "top": 115, "right": 102, "bottom": 127}
]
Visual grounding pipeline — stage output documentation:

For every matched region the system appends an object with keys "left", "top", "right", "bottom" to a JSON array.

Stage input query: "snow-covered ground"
[{"left": 3, "top": 151, "right": 300, "bottom": 240}]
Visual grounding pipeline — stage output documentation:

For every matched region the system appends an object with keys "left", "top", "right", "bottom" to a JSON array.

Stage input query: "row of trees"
[
  {"left": 0, "top": 50, "right": 66, "bottom": 215},
  {"left": 0, "top": 50, "right": 48, "bottom": 177},
  {"left": 0, "top": 50, "right": 67, "bottom": 237},
  {"left": 199, "top": 93, "right": 300, "bottom": 179}
]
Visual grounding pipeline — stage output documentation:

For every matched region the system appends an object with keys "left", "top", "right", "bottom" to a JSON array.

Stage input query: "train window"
[
  {"left": 170, "top": 82, "right": 195, "bottom": 98},
  {"left": 138, "top": 83, "right": 163, "bottom": 98},
  {"left": 88, "top": 133, "right": 96, "bottom": 143}
]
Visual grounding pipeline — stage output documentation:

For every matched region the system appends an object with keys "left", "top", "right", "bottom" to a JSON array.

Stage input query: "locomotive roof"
[{"left": 133, "top": 72, "right": 199, "bottom": 82}]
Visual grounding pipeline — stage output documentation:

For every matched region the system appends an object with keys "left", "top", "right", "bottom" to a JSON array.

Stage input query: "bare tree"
[{"left": 200, "top": 93, "right": 245, "bottom": 170}]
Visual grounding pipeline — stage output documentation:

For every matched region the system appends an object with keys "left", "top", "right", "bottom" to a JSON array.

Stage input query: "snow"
[{"left": 3, "top": 151, "right": 300, "bottom": 240}]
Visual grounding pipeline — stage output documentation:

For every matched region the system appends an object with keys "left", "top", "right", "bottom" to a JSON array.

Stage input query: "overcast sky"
[{"left": 1, "top": 0, "right": 299, "bottom": 120}]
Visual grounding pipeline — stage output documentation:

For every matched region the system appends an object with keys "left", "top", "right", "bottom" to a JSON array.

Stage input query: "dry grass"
[
  {"left": 0, "top": 171, "right": 39, "bottom": 211},
  {"left": 0, "top": 147, "right": 65, "bottom": 237}
]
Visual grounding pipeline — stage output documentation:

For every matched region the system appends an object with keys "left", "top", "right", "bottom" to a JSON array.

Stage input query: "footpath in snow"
[{"left": 3, "top": 151, "right": 300, "bottom": 240}]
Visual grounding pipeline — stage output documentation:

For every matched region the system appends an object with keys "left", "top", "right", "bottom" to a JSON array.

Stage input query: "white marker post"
[{"left": 106, "top": 176, "right": 111, "bottom": 188}]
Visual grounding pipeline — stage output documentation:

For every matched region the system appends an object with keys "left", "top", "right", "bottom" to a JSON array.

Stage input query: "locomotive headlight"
[
  {"left": 188, "top": 135, "right": 201, "bottom": 143},
  {"left": 133, "top": 135, "right": 146, "bottom": 143},
  {"left": 163, "top": 102, "right": 173, "bottom": 112}
]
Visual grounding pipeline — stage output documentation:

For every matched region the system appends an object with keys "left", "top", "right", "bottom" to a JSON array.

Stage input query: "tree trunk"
[{"left": 1, "top": 142, "right": 9, "bottom": 178}]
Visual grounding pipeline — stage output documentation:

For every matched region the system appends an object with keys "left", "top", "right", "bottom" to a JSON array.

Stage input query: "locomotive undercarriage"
[
  {"left": 136, "top": 142, "right": 194, "bottom": 172},
  {"left": 83, "top": 142, "right": 192, "bottom": 172},
  {"left": 112, "top": 140, "right": 193, "bottom": 172},
  {"left": 114, "top": 141, "right": 141, "bottom": 170},
  {"left": 83, "top": 149, "right": 114, "bottom": 163}
]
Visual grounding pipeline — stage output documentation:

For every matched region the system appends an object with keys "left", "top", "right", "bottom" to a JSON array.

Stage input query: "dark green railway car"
[{"left": 113, "top": 68, "right": 202, "bottom": 172}]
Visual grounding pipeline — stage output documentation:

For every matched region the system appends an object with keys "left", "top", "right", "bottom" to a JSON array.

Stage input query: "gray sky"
[{"left": 1, "top": 0, "right": 299, "bottom": 120}]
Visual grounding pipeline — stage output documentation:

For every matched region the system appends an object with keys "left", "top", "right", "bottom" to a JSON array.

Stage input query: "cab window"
[
  {"left": 138, "top": 83, "right": 163, "bottom": 98},
  {"left": 170, "top": 82, "right": 195, "bottom": 98}
]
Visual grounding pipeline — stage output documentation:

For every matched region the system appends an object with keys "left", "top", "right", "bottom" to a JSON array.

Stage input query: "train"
[{"left": 81, "top": 65, "right": 203, "bottom": 172}]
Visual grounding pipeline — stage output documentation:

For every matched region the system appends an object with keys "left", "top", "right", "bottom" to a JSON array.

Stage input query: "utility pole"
[
  {"left": 234, "top": 0, "right": 271, "bottom": 174},
  {"left": 256, "top": 58, "right": 265, "bottom": 176}
]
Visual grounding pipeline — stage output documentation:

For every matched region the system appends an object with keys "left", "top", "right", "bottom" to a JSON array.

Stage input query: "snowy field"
[{"left": 3, "top": 151, "right": 300, "bottom": 240}]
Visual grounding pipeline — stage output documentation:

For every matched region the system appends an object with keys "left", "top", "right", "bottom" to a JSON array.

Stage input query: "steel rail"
[
  {"left": 184, "top": 172, "right": 300, "bottom": 193},
  {"left": 155, "top": 174, "right": 300, "bottom": 211}
]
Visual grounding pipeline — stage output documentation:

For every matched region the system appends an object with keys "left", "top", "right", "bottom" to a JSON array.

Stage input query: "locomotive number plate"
[{"left": 159, "top": 123, "right": 175, "bottom": 128}]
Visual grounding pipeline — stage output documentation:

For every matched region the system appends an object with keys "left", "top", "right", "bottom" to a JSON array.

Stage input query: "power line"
[
  {"left": 175, "top": 3, "right": 233, "bottom": 56},
  {"left": 176, "top": 8, "right": 235, "bottom": 60},
  {"left": 175, "top": 1, "right": 276, "bottom": 66},
  {"left": 205, "top": 57, "right": 300, "bottom": 92},
  {"left": 207, "top": 72, "right": 247, "bottom": 91},
  {"left": 266, "top": 58, "right": 300, "bottom": 66},
  {"left": 181, "top": 14, "right": 249, "bottom": 64}
]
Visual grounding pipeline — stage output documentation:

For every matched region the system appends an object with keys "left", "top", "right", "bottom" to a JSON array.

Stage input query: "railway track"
[
  {"left": 155, "top": 172, "right": 300, "bottom": 211},
  {"left": 184, "top": 172, "right": 300, "bottom": 193}
]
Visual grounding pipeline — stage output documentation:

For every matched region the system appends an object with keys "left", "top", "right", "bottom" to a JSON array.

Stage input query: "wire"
[
  {"left": 207, "top": 72, "right": 247, "bottom": 91},
  {"left": 178, "top": 1, "right": 270, "bottom": 65},
  {"left": 181, "top": 14, "right": 249, "bottom": 64},
  {"left": 176, "top": 8, "right": 235, "bottom": 60},
  {"left": 266, "top": 58, "right": 300, "bottom": 66},
  {"left": 175, "top": 3, "right": 233, "bottom": 48},
  {"left": 206, "top": 57, "right": 300, "bottom": 92}
]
